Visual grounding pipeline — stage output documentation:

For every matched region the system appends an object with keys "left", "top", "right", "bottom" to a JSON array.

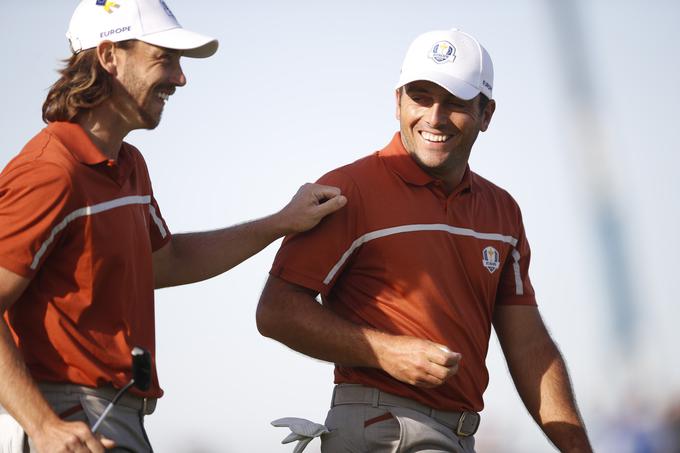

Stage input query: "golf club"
[{"left": 91, "top": 346, "right": 152, "bottom": 433}]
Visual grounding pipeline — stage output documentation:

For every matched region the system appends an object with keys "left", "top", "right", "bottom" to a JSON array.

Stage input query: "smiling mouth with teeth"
[{"left": 420, "top": 131, "right": 451, "bottom": 143}]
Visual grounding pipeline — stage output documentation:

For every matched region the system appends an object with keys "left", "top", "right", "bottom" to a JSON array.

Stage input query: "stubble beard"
[
  {"left": 138, "top": 104, "right": 161, "bottom": 130},
  {"left": 401, "top": 125, "right": 472, "bottom": 180},
  {"left": 123, "top": 70, "right": 163, "bottom": 130}
]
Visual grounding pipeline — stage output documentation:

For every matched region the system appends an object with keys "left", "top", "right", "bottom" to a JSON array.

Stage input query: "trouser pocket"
[
  {"left": 363, "top": 407, "right": 401, "bottom": 452},
  {"left": 321, "top": 405, "right": 401, "bottom": 453}
]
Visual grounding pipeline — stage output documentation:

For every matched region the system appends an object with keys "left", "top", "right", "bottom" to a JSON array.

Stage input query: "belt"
[
  {"left": 38, "top": 383, "right": 157, "bottom": 415},
  {"left": 331, "top": 384, "right": 480, "bottom": 437}
]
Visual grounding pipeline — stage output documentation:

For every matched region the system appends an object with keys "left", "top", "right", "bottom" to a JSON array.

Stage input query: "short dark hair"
[
  {"left": 42, "top": 40, "right": 135, "bottom": 124},
  {"left": 477, "top": 93, "right": 490, "bottom": 113}
]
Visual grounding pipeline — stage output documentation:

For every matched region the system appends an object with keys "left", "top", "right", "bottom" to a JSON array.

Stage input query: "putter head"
[{"left": 131, "top": 346, "right": 152, "bottom": 391}]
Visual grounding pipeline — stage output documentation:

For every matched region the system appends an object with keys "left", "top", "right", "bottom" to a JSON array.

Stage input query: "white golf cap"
[
  {"left": 396, "top": 28, "right": 493, "bottom": 100},
  {"left": 66, "top": 0, "right": 218, "bottom": 58}
]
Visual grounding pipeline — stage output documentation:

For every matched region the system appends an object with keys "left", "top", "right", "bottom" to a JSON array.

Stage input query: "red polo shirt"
[
  {"left": 271, "top": 133, "right": 536, "bottom": 412},
  {"left": 0, "top": 122, "right": 170, "bottom": 398}
]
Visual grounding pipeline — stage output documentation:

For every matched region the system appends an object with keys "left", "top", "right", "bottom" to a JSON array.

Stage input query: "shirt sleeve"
[
  {"left": 126, "top": 143, "right": 171, "bottom": 252},
  {"left": 147, "top": 194, "right": 171, "bottom": 252},
  {"left": 0, "top": 162, "right": 75, "bottom": 278},
  {"left": 496, "top": 208, "right": 537, "bottom": 306},
  {"left": 270, "top": 169, "right": 364, "bottom": 296}
]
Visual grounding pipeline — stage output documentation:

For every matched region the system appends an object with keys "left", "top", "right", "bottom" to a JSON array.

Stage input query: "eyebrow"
[
  {"left": 404, "top": 85, "right": 428, "bottom": 94},
  {"left": 155, "top": 48, "right": 182, "bottom": 58},
  {"left": 404, "top": 88, "right": 435, "bottom": 98}
]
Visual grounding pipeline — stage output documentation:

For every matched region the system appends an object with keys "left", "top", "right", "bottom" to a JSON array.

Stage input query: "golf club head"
[{"left": 131, "top": 346, "right": 152, "bottom": 391}]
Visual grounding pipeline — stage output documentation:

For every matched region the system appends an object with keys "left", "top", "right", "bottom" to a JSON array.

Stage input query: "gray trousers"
[
  {"left": 321, "top": 384, "right": 477, "bottom": 453},
  {"left": 0, "top": 383, "right": 156, "bottom": 453}
]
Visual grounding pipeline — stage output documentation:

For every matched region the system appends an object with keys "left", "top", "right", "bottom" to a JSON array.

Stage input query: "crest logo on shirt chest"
[{"left": 482, "top": 246, "right": 500, "bottom": 273}]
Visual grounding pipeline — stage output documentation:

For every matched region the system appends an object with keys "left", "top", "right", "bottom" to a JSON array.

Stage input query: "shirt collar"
[
  {"left": 47, "top": 121, "right": 110, "bottom": 165},
  {"left": 379, "top": 132, "right": 473, "bottom": 194},
  {"left": 47, "top": 121, "right": 134, "bottom": 185}
]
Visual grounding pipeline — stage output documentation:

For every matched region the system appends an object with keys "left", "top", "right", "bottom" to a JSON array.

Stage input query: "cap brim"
[
  {"left": 396, "top": 70, "right": 480, "bottom": 101},
  {"left": 140, "top": 27, "right": 218, "bottom": 58}
]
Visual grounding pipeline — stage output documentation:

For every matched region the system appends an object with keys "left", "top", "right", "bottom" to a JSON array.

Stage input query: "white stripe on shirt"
[
  {"left": 321, "top": 223, "right": 524, "bottom": 296},
  {"left": 30, "top": 195, "right": 163, "bottom": 270}
]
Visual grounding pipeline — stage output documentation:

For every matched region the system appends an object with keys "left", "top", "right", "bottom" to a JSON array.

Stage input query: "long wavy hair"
[{"left": 42, "top": 41, "right": 134, "bottom": 123}]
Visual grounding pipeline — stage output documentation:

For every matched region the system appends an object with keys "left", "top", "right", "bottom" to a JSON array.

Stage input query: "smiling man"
[
  {"left": 0, "top": 1, "right": 345, "bottom": 452},
  {"left": 257, "top": 29, "right": 592, "bottom": 452}
]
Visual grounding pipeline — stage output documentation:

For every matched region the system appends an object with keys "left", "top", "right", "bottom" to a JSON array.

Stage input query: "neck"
[
  {"left": 76, "top": 106, "right": 131, "bottom": 161},
  {"left": 412, "top": 152, "right": 470, "bottom": 195},
  {"left": 435, "top": 165, "right": 467, "bottom": 195}
]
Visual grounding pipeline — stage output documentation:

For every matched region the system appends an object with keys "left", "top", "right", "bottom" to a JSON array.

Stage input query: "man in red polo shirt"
[
  {"left": 0, "top": 1, "right": 345, "bottom": 452},
  {"left": 257, "top": 29, "right": 592, "bottom": 452}
]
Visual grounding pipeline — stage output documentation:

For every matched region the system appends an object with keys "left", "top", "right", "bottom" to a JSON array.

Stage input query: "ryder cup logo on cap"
[
  {"left": 66, "top": 0, "right": 218, "bottom": 58},
  {"left": 430, "top": 41, "right": 456, "bottom": 64},
  {"left": 396, "top": 28, "right": 493, "bottom": 100}
]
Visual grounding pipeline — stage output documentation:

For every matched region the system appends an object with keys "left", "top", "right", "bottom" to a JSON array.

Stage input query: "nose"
[
  {"left": 172, "top": 62, "right": 187, "bottom": 87},
  {"left": 424, "top": 102, "right": 447, "bottom": 127}
]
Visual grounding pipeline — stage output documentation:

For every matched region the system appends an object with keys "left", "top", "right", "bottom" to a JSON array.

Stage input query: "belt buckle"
[
  {"left": 455, "top": 412, "right": 480, "bottom": 437},
  {"left": 142, "top": 397, "right": 149, "bottom": 415}
]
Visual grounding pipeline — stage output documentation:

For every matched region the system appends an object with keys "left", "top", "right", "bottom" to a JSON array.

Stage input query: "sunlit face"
[
  {"left": 396, "top": 80, "right": 494, "bottom": 182},
  {"left": 113, "top": 41, "right": 186, "bottom": 130}
]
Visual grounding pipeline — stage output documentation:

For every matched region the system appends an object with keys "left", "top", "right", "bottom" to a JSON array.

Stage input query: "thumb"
[
  {"left": 431, "top": 343, "right": 462, "bottom": 366},
  {"left": 311, "top": 184, "right": 342, "bottom": 201},
  {"left": 316, "top": 194, "right": 347, "bottom": 216},
  {"left": 98, "top": 435, "right": 116, "bottom": 449}
]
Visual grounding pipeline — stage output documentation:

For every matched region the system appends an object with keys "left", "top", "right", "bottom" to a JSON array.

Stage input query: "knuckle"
[
  {"left": 74, "top": 424, "right": 90, "bottom": 436},
  {"left": 65, "top": 435, "right": 80, "bottom": 448}
]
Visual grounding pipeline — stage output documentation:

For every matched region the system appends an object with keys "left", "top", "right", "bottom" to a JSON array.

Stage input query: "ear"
[
  {"left": 96, "top": 40, "right": 118, "bottom": 76},
  {"left": 480, "top": 99, "right": 496, "bottom": 132},
  {"left": 395, "top": 88, "right": 402, "bottom": 121}
]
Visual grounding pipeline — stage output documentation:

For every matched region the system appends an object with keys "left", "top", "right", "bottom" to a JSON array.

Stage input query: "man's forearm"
[
  {"left": 0, "top": 269, "right": 59, "bottom": 439},
  {"left": 154, "top": 183, "right": 347, "bottom": 289},
  {"left": 506, "top": 337, "right": 592, "bottom": 452},
  {"left": 0, "top": 320, "right": 60, "bottom": 438},
  {"left": 256, "top": 276, "right": 462, "bottom": 388},
  {"left": 494, "top": 306, "right": 592, "bottom": 452},
  {"left": 155, "top": 215, "right": 284, "bottom": 289},
  {"left": 256, "top": 276, "right": 385, "bottom": 367}
]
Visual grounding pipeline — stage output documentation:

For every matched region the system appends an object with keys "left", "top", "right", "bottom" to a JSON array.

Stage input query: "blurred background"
[{"left": 1, "top": 0, "right": 679, "bottom": 451}]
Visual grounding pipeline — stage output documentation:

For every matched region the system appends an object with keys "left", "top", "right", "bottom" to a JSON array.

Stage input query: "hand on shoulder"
[{"left": 277, "top": 183, "right": 347, "bottom": 234}]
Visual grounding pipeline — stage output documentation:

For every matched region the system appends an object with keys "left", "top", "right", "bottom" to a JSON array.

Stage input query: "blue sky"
[{"left": 2, "top": 1, "right": 679, "bottom": 451}]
